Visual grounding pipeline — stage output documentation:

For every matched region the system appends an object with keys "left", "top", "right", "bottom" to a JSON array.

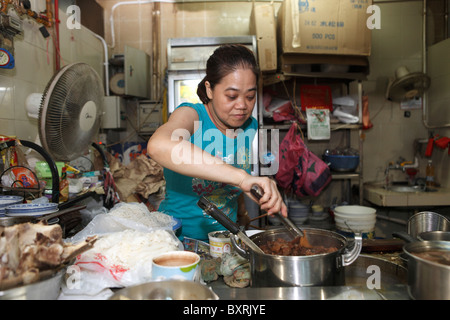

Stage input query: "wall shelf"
[{"left": 258, "top": 61, "right": 365, "bottom": 205}]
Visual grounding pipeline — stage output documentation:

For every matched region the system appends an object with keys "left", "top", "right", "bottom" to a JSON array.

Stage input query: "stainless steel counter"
[
  {"left": 211, "top": 284, "right": 409, "bottom": 300},
  {"left": 208, "top": 254, "right": 411, "bottom": 300}
]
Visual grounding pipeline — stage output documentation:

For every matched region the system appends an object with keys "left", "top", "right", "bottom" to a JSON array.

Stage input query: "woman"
[{"left": 147, "top": 44, "right": 287, "bottom": 241}]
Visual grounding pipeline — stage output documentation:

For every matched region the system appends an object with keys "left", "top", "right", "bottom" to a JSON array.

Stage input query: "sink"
[
  {"left": 387, "top": 185, "right": 425, "bottom": 193},
  {"left": 364, "top": 182, "right": 450, "bottom": 207},
  {"left": 385, "top": 185, "right": 436, "bottom": 193}
]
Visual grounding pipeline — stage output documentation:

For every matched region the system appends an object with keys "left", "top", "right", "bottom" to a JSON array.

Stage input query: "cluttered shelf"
[
  {"left": 260, "top": 122, "right": 362, "bottom": 131},
  {"left": 259, "top": 66, "right": 366, "bottom": 205}
]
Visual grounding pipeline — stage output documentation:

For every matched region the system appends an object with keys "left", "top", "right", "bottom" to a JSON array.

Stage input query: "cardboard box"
[
  {"left": 250, "top": 4, "right": 277, "bottom": 72},
  {"left": 277, "top": 0, "right": 372, "bottom": 56}
]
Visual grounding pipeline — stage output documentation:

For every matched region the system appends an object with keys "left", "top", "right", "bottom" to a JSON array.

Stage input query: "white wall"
[
  {"left": 363, "top": 2, "right": 428, "bottom": 183},
  {"left": 0, "top": 6, "right": 104, "bottom": 142},
  {"left": 427, "top": 38, "right": 450, "bottom": 188}
]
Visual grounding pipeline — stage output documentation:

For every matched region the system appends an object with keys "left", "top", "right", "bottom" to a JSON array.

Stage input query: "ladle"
[{"left": 250, "top": 185, "right": 305, "bottom": 238}]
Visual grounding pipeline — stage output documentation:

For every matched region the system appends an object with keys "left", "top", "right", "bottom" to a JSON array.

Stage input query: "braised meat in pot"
[{"left": 259, "top": 236, "right": 338, "bottom": 256}]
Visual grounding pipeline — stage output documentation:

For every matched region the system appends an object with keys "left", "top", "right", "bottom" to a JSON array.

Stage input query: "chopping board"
[{"left": 361, "top": 238, "right": 405, "bottom": 253}]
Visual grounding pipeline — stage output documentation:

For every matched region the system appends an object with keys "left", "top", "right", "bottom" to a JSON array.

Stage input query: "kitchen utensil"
[
  {"left": 403, "top": 240, "right": 450, "bottom": 300},
  {"left": 0, "top": 266, "right": 66, "bottom": 300},
  {"left": 334, "top": 205, "right": 377, "bottom": 239},
  {"left": 418, "top": 231, "right": 450, "bottom": 242},
  {"left": 231, "top": 227, "right": 362, "bottom": 287},
  {"left": 0, "top": 204, "right": 86, "bottom": 227},
  {"left": 5, "top": 203, "right": 59, "bottom": 217},
  {"left": 323, "top": 154, "right": 359, "bottom": 172},
  {"left": 197, "top": 197, "right": 265, "bottom": 254},
  {"left": 250, "top": 184, "right": 304, "bottom": 238},
  {"left": 361, "top": 238, "right": 405, "bottom": 253},
  {"left": 408, "top": 211, "right": 450, "bottom": 238},
  {"left": 109, "top": 280, "right": 219, "bottom": 300}
]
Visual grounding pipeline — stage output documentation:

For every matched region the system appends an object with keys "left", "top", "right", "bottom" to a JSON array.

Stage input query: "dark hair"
[{"left": 197, "top": 44, "right": 260, "bottom": 104}]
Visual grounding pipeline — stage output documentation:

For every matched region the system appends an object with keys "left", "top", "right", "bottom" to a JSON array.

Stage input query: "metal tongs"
[
  {"left": 197, "top": 196, "right": 265, "bottom": 254},
  {"left": 250, "top": 185, "right": 305, "bottom": 238}
]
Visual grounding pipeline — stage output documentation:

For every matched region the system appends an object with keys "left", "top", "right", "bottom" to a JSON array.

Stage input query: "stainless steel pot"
[
  {"left": 403, "top": 240, "right": 450, "bottom": 300},
  {"left": 231, "top": 228, "right": 362, "bottom": 287},
  {"left": 418, "top": 231, "right": 450, "bottom": 242},
  {"left": 109, "top": 280, "right": 219, "bottom": 300},
  {"left": 408, "top": 211, "right": 450, "bottom": 238},
  {"left": 0, "top": 267, "right": 65, "bottom": 300}
]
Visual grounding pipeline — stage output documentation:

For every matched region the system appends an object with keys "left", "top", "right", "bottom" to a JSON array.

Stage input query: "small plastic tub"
[{"left": 208, "top": 231, "right": 232, "bottom": 258}]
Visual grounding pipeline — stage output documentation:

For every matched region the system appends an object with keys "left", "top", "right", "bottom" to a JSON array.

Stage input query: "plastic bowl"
[
  {"left": 334, "top": 205, "right": 377, "bottom": 239},
  {"left": 323, "top": 154, "right": 359, "bottom": 172}
]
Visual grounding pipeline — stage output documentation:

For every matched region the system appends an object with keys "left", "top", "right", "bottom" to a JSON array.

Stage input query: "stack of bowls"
[
  {"left": 0, "top": 195, "right": 23, "bottom": 217},
  {"left": 288, "top": 199, "right": 309, "bottom": 226},
  {"left": 334, "top": 205, "right": 376, "bottom": 239},
  {"left": 309, "top": 205, "right": 332, "bottom": 229}
]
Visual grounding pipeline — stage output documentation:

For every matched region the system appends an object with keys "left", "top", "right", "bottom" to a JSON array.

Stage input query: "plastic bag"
[
  {"left": 275, "top": 123, "right": 332, "bottom": 197},
  {"left": 62, "top": 202, "right": 183, "bottom": 297}
]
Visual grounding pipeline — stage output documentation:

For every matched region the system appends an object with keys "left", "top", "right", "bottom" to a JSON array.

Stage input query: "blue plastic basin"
[{"left": 323, "top": 154, "right": 360, "bottom": 172}]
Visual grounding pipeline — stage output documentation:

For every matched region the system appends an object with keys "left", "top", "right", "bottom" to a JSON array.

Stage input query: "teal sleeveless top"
[{"left": 158, "top": 103, "right": 258, "bottom": 241}]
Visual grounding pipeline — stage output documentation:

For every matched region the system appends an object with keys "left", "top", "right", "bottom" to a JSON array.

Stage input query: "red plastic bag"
[{"left": 275, "top": 123, "right": 332, "bottom": 197}]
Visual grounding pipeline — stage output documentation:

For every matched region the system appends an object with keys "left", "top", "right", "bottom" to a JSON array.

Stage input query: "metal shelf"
[{"left": 258, "top": 74, "right": 365, "bottom": 205}]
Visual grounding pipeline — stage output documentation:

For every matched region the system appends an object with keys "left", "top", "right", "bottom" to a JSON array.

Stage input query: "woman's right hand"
[{"left": 238, "top": 175, "right": 288, "bottom": 217}]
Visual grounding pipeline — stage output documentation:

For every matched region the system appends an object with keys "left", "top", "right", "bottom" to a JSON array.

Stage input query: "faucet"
[{"left": 385, "top": 156, "right": 419, "bottom": 188}]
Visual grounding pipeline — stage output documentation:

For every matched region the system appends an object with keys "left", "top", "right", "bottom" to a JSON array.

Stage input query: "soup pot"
[
  {"left": 408, "top": 211, "right": 450, "bottom": 238},
  {"left": 418, "top": 231, "right": 450, "bottom": 242},
  {"left": 231, "top": 228, "right": 362, "bottom": 287},
  {"left": 197, "top": 197, "right": 361, "bottom": 287},
  {"left": 403, "top": 240, "right": 450, "bottom": 300}
]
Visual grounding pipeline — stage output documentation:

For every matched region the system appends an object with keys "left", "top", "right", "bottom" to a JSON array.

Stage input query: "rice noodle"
[
  {"left": 109, "top": 203, "right": 175, "bottom": 229},
  {"left": 88, "top": 229, "right": 180, "bottom": 269}
]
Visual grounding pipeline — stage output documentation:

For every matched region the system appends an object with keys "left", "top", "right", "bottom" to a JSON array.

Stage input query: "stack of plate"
[
  {"left": 0, "top": 195, "right": 24, "bottom": 217},
  {"left": 5, "top": 203, "right": 59, "bottom": 217}
]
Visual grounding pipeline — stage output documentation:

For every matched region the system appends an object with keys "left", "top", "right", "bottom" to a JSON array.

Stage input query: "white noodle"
[
  {"left": 109, "top": 203, "right": 175, "bottom": 229},
  {"left": 90, "top": 229, "right": 179, "bottom": 269}
]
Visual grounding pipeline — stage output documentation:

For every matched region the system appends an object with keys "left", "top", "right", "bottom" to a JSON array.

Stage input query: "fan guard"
[
  {"left": 386, "top": 66, "right": 431, "bottom": 102},
  {"left": 38, "top": 63, "right": 104, "bottom": 161}
]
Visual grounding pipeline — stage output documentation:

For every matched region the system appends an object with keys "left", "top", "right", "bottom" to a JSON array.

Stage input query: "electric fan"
[
  {"left": 38, "top": 62, "right": 104, "bottom": 161},
  {"left": 386, "top": 66, "right": 431, "bottom": 102}
]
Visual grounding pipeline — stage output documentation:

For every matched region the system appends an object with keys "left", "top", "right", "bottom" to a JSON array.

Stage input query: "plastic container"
[
  {"left": 334, "top": 205, "right": 376, "bottom": 239},
  {"left": 323, "top": 154, "right": 360, "bottom": 172},
  {"left": 208, "top": 231, "right": 232, "bottom": 258}
]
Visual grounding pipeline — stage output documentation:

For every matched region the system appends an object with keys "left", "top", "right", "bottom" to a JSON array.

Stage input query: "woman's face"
[{"left": 205, "top": 68, "right": 257, "bottom": 132}]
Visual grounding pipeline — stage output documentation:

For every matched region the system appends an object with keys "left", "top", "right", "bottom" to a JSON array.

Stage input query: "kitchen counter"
[
  {"left": 208, "top": 253, "right": 411, "bottom": 300},
  {"left": 364, "top": 183, "right": 450, "bottom": 207},
  {"left": 211, "top": 283, "right": 409, "bottom": 300}
]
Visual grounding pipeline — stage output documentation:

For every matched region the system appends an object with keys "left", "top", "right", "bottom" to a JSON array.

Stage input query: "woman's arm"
[
  {"left": 147, "top": 107, "right": 287, "bottom": 216},
  {"left": 147, "top": 106, "right": 246, "bottom": 185}
]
